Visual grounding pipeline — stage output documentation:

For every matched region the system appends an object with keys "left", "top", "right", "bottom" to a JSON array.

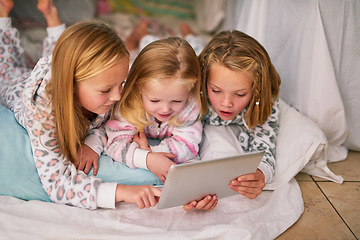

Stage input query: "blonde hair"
[
  {"left": 46, "top": 19, "right": 129, "bottom": 164},
  {"left": 118, "top": 37, "right": 201, "bottom": 131},
  {"left": 198, "top": 30, "right": 281, "bottom": 129}
]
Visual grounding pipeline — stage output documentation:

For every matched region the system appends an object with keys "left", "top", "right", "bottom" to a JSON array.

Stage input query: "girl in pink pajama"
[{"left": 106, "top": 37, "right": 203, "bottom": 183}]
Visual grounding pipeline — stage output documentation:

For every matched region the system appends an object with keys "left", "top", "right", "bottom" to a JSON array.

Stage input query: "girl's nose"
[
  {"left": 221, "top": 95, "right": 233, "bottom": 107},
  {"left": 110, "top": 88, "right": 121, "bottom": 102},
  {"left": 161, "top": 103, "right": 171, "bottom": 113}
]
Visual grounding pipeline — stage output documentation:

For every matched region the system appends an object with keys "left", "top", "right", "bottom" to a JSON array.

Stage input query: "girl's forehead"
[
  {"left": 143, "top": 77, "right": 185, "bottom": 88},
  {"left": 208, "top": 63, "right": 253, "bottom": 88}
]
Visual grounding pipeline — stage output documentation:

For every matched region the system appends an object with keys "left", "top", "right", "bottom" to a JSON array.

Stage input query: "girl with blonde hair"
[
  {"left": 186, "top": 30, "right": 281, "bottom": 210},
  {"left": 0, "top": 0, "right": 162, "bottom": 210},
  {"left": 106, "top": 37, "right": 203, "bottom": 183}
]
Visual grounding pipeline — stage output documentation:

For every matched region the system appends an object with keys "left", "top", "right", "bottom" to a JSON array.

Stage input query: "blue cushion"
[{"left": 0, "top": 105, "right": 162, "bottom": 202}]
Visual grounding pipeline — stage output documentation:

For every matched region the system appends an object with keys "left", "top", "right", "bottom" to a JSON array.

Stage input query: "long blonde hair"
[
  {"left": 118, "top": 37, "right": 201, "bottom": 131},
  {"left": 198, "top": 30, "right": 281, "bottom": 129},
  {"left": 46, "top": 19, "right": 129, "bottom": 164}
]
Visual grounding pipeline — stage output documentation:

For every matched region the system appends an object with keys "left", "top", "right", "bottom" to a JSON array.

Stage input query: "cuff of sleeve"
[
  {"left": 96, "top": 182, "right": 117, "bottom": 209},
  {"left": 47, "top": 23, "right": 66, "bottom": 39},
  {"left": 84, "top": 137, "right": 102, "bottom": 156},
  {"left": 133, "top": 148, "right": 150, "bottom": 169},
  {"left": 258, "top": 162, "right": 273, "bottom": 184},
  {"left": 0, "top": 18, "right": 11, "bottom": 28}
]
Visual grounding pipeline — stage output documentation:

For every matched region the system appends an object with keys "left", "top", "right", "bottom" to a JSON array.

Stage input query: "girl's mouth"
[
  {"left": 220, "top": 110, "right": 233, "bottom": 117},
  {"left": 158, "top": 112, "right": 173, "bottom": 118}
]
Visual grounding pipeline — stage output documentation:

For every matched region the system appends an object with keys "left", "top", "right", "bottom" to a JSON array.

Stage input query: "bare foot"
[
  {"left": 0, "top": 0, "right": 13, "bottom": 18},
  {"left": 37, "top": 0, "right": 61, "bottom": 27},
  {"left": 179, "top": 23, "right": 195, "bottom": 38},
  {"left": 125, "top": 19, "right": 149, "bottom": 51}
]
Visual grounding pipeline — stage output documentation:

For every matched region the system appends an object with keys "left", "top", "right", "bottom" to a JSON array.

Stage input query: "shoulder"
[
  {"left": 177, "top": 94, "right": 201, "bottom": 121},
  {"left": 106, "top": 108, "right": 136, "bottom": 130}
]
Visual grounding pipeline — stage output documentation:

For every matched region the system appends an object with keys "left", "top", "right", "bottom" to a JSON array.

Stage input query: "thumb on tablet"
[
  {"left": 163, "top": 152, "right": 176, "bottom": 159},
  {"left": 153, "top": 186, "right": 162, "bottom": 196}
]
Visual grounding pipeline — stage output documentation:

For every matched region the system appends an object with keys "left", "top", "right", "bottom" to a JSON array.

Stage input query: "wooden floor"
[{"left": 276, "top": 151, "right": 360, "bottom": 240}]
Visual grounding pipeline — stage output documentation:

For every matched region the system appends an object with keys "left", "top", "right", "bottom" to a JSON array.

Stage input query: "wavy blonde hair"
[
  {"left": 118, "top": 37, "right": 201, "bottom": 131},
  {"left": 46, "top": 19, "right": 129, "bottom": 164},
  {"left": 198, "top": 30, "right": 281, "bottom": 129}
]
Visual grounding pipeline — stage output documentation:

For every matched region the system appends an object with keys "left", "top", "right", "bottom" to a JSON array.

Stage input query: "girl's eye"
[
  {"left": 212, "top": 89, "right": 220, "bottom": 93},
  {"left": 172, "top": 100, "right": 183, "bottom": 103},
  {"left": 150, "top": 100, "right": 159, "bottom": 103},
  {"left": 236, "top": 93, "right": 246, "bottom": 97},
  {"left": 101, "top": 89, "right": 111, "bottom": 94}
]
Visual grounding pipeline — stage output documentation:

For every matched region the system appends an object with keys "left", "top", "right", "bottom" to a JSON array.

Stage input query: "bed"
[{"left": 1, "top": 0, "right": 357, "bottom": 239}]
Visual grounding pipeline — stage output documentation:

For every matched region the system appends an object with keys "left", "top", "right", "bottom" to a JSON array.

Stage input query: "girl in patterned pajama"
[
  {"left": 185, "top": 30, "right": 281, "bottom": 211},
  {"left": 0, "top": 0, "right": 162, "bottom": 210}
]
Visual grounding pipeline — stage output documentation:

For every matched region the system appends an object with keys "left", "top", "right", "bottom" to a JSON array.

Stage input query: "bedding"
[
  {"left": 0, "top": 179, "right": 302, "bottom": 240},
  {"left": 0, "top": 98, "right": 342, "bottom": 239}
]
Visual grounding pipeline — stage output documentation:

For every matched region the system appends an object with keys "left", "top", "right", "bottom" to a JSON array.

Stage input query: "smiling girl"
[{"left": 105, "top": 37, "right": 203, "bottom": 183}]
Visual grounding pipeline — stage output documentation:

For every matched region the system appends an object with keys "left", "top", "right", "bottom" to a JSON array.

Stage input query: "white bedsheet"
[{"left": 0, "top": 178, "right": 302, "bottom": 240}]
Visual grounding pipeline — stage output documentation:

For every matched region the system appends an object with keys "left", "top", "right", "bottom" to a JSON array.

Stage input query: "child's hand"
[
  {"left": 75, "top": 144, "right": 99, "bottom": 175},
  {"left": 183, "top": 195, "right": 218, "bottom": 211},
  {"left": 146, "top": 152, "right": 176, "bottom": 182},
  {"left": 133, "top": 131, "right": 151, "bottom": 151},
  {"left": 115, "top": 184, "right": 161, "bottom": 209},
  {"left": 229, "top": 169, "right": 265, "bottom": 199}
]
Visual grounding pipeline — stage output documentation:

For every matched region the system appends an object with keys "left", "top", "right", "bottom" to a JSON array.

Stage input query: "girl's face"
[
  {"left": 207, "top": 63, "right": 253, "bottom": 121},
  {"left": 75, "top": 59, "right": 129, "bottom": 116},
  {"left": 141, "top": 79, "right": 190, "bottom": 122}
]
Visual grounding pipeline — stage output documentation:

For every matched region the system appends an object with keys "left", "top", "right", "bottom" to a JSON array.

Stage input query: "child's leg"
[
  {"left": 126, "top": 20, "right": 159, "bottom": 66},
  {"left": 179, "top": 23, "right": 205, "bottom": 56},
  {"left": 37, "top": 0, "right": 61, "bottom": 28},
  {"left": 125, "top": 19, "right": 149, "bottom": 51},
  {"left": 0, "top": 18, "right": 27, "bottom": 82},
  {"left": 0, "top": 17, "right": 31, "bottom": 110},
  {"left": 37, "top": 0, "right": 65, "bottom": 57},
  {"left": 0, "top": 0, "right": 26, "bottom": 71}
]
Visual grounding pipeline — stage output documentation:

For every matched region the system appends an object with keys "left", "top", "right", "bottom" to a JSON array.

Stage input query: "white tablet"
[{"left": 157, "top": 151, "right": 265, "bottom": 209}]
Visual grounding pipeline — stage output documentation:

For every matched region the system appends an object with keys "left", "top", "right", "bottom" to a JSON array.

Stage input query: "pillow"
[
  {"left": 0, "top": 105, "right": 162, "bottom": 202},
  {"left": 266, "top": 99, "right": 343, "bottom": 189},
  {"left": 199, "top": 99, "right": 343, "bottom": 191}
]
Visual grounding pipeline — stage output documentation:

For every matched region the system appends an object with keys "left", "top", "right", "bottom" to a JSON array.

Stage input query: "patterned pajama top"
[
  {"left": 0, "top": 18, "right": 116, "bottom": 210},
  {"left": 203, "top": 100, "right": 280, "bottom": 184}
]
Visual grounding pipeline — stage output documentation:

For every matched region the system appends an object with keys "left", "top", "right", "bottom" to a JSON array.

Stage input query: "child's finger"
[
  {"left": 84, "top": 161, "right": 92, "bottom": 174},
  {"left": 229, "top": 185, "right": 262, "bottom": 199},
  {"left": 163, "top": 152, "right": 176, "bottom": 158},
  {"left": 196, "top": 195, "right": 217, "bottom": 210},
  {"left": 237, "top": 173, "right": 257, "bottom": 181},
  {"left": 139, "top": 131, "right": 147, "bottom": 139},
  {"left": 78, "top": 160, "right": 85, "bottom": 171},
  {"left": 93, "top": 159, "right": 98, "bottom": 176},
  {"left": 183, "top": 201, "right": 197, "bottom": 211},
  {"left": 152, "top": 186, "right": 162, "bottom": 197}
]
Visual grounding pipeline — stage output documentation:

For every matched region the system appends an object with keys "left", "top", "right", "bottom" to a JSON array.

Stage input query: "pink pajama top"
[{"left": 105, "top": 94, "right": 203, "bottom": 169}]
